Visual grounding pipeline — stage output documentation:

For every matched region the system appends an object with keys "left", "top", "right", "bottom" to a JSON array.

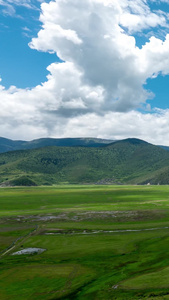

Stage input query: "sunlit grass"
[{"left": 1, "top": 185, "right": 169, "bottom": 299}]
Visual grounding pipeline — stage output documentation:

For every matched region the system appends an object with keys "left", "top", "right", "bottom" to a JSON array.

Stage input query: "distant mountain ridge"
[
  {"left": 0, "top": 137, "right": 114, "bottom": 153},
  {"left": 0, "top": 136, "right": 168, "bottom": 154},
  {"left": 0, "top": 137, "right": 169, "bottom": 186}
]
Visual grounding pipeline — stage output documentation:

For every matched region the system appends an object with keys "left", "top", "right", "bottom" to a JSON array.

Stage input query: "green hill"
[{"left": 0, "top": 138, "right": 169, "bottom": 185}]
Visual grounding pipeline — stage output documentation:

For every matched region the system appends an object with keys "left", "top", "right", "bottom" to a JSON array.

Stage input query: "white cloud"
[
  {"left": 0, "top": 62, "right": 168, "bottom": 145},
  {"left": 29, "top": 0, "right": 169, "bottom": 113},
  {"left": 60, "top": 109, "right": 169, "bottom": 146},
  {"left": 1, "top": 0, "right": 169, "bottom": 143},
  {"left": 0, "top": 0, "right": 39, "bottom": 16}
]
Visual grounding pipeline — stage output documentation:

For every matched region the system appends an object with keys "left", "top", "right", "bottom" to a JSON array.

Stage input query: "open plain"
[{"left": 1, "top": 185, "right": 169, "bottom": 299}]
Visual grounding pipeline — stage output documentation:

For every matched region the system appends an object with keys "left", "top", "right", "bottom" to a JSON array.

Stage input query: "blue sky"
[
  {"left": 0, "top": 1, "right": 59, "bottom": 88},
  {"left": 132, "top": 0, "right": 169, "bottom": 112},
  {"left": 1, "top": 0, "right": 169, "bottom": 144}
]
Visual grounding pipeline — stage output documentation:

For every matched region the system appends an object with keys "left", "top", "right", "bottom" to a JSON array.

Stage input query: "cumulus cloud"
[
  {"left": 1, "top": 0, "right": 169, "bottom": 143},
  {"left": 29, "top": 0, "right": 169, "bottom": 113}
]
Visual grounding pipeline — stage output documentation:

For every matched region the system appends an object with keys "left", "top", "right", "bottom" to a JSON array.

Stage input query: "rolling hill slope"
[{"left": 0, "top": 138, "right": 169, "bottom": 185}]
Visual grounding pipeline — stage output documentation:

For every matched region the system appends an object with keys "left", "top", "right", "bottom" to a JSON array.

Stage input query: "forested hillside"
[{"left": 0, "top": 138, "right": 169, "bottom": 185}]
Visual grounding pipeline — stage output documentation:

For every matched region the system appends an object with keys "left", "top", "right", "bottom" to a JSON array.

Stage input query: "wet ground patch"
[
  {"left": 43, "top": 226, "right": 169, "bottom": 236},
  {"left": 11, "top": 247, "right": 46, "bottom": 255},
  {"left": 0, "top": 209, "right": 167, "bottom": 226}
]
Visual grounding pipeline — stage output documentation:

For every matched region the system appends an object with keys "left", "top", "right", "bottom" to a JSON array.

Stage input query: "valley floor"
[{"left": 1, "top": 185, "right": 169, "bottom": 299}]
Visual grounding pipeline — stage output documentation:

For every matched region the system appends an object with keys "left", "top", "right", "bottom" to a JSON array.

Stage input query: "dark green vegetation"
[
  {"left": 0, "top": 137, "right": 114, "bottom": 153},
  {"left": 0, "top": 138, "right": 169, "bottom": 185},
  {"left": 1, "top": 185, "right": 169, "bottom": 299}
]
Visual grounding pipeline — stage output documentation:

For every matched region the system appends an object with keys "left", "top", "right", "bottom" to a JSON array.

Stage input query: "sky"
[{"left": 1, "top": 1, "right": 169, "bottom": 144}]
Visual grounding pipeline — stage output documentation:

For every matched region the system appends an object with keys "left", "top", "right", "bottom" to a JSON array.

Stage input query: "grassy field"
[{"left": 1, "top": 185, "right": 169, "bottom": 299}]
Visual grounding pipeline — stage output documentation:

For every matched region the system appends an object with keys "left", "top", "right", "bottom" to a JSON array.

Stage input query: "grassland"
[{"left": 1, "top": 185, "right": 169, "bottom": 299}]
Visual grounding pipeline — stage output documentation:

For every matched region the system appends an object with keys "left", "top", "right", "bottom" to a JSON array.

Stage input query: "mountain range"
[
  {"left": 0, "top": 137, "right": 114, "bottom": 153},
  {"left": 0, "top": 137, "right": 169, "bottom": 186}
]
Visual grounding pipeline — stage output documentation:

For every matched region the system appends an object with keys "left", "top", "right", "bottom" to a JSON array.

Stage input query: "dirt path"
[
  {"left": 0, "top": 225, "right": 40, "bottom": 258},
  {"left": 36, "top": 265, "right": 79, "bottom": 298},
  {"left": 62, "top": 265, "right": 78, "bottom": 292}
]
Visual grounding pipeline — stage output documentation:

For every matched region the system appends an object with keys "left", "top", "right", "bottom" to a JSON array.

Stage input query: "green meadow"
[{"left": 1, "top": 185, "right": 169, "bottom": 299}]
